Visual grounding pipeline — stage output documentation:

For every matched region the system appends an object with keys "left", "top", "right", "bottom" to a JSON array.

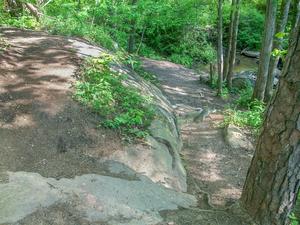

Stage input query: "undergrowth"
[
  {"left": 223, "top": 86, "right": 265, "bottom": 133},
  {"left": 74, "top": 54, "right": 154, "bottom": 139},
  {"left": 290, "top": 192, "right": 300, "bottom": 225}
]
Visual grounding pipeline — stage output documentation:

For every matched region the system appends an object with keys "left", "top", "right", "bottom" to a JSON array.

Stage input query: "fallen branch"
[{"left": 24, "top": 2, "right": 43, "bottom": 21}]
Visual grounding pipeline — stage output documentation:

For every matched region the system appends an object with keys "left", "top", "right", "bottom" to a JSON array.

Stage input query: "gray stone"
[
  {"left": 70, "top": 39, "right": 187, "bottom": 192},
  {"left": 224, "top": 124, "right": 254, "bottom": 151},
  {"left": 232, "top": 70, "right": 256, "bottom": 89},
  {"left": 0, "top": 171, "right": 196, "bottom": 225},
  {"left": 241, "top": 50, "right": 260, "bottom": 58}
]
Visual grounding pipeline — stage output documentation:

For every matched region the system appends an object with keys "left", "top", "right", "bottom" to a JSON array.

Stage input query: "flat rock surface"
[{"left": 0, "top": 170, "right": 196, "bottom": 225}]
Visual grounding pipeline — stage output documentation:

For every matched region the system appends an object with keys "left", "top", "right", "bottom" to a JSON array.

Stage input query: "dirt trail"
[
  {"left": 142, "top": 58, "right": 254, "bottom": 208},
  {"left": 0, "top": 28, "right": 123, "bottom": 180},
  {"left": 0, "top": 28, "right": 254, "bottom": 225}
]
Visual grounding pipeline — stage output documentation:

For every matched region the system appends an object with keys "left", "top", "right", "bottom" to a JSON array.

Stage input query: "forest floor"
[{"left": 0, "top": 28, "right": 254, "bottom": 225}]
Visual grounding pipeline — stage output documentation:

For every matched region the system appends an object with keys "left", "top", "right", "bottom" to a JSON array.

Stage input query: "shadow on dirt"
[{"left": 0, "top": 28, "right": 123, "bottom": 180}]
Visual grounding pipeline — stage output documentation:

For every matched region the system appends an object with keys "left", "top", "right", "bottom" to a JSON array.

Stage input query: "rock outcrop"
[
  {"left": 0, "top": 168, "right": 196, "bottom": 225},
  {"left": 70, "top": 39, "right": 187, "bottom": 192}
]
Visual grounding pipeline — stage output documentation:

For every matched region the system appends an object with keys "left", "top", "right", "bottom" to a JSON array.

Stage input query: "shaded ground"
[
  {"left": 0, "top": 28, "right": 254, "bottom": 225},
  {"left": 0, "top": 28, "right": 123, "bottom": 181},
  {"left": 0, "top": 28, "right": 198, "bottom": 225},
  {"left": 143, "top": 58, "right": 254, "bottom": 223}
]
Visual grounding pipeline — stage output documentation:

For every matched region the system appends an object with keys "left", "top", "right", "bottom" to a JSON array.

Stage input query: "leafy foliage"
[
  {"left": 0, "top": 0, "right": 265, "bottom": 65},
  {"left": 223, "top": 87, "right": 265, "bottom": 132},
  {"left": 237, "top": 5, "right": 264, "bottom": 50},
  {"left": 74, "top": 54, "right": 154, "bottom": 139}
]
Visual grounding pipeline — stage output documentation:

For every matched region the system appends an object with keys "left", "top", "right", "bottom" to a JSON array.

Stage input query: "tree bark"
[
  {"left": 264, "top": 0, "right": 292, "bottom": 103},
  {"left": 128, "top": 0, "right": 138, "bottom": 54},
  {"left": 241, "top": 14, "right": 300, "bottom": 225},
  {"left": 209, "top": 63, "right": 216, "bottom": 86},
  {"left": 252, "top": 0, "right": 277, "bottom": 101},
  {"left": 227, "top": 0, "right": 241, "bottom": 90},
  {"left": 224, "top": 0, "right": 236, "bottom": 81},
  {"left": 24, "top": 3, "right": 43, "bottom": 21},
  {"left": 217, "top": 0, "right": 224, "bottom": 95}
]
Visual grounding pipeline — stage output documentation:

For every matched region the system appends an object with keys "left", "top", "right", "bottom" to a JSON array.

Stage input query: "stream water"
[{"left": 197, "top": 54, "right": 258, "bottom": 74}]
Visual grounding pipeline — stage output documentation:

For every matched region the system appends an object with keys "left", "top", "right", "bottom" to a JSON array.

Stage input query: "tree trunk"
[
  {"left": 209, "top": 63, "right": 216, "bottom": 86},
  {"left": 24, "top": 3, "right": 43, "bottom": 21},
  {"left": 227, "top": 0, "right": 241, "bottom": 90},
  {"left": 252, "top": 0, "right": 277, "bottom": 101},
  {"left": 217, "top": 0, "right": 224, "bottom": 95},
  {"left": 241, "top": 14, "right": 300, "bottom": 225},
  {"left": 291, "top": 0, "right": 300, "bottom": 28},
  {"left": 264, "top": 0, "right": 291, "bottom": 103},
  {"left": 224, "top": 0, "right": 236, "bottom": 81},
  {"left": 4, "top": 0, "right": 23, "bottom": 17},
  {"left": 128, "top": 0, "right": 138, "bottom": 54}
]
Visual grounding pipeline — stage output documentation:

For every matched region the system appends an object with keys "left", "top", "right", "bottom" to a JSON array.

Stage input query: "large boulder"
[
  {"left": 0, "top": 170, "right": 196, "bottom": 225},
  {"left": 241, "top": 50, "right": 260, "bottom": 58},
  {"left": 70, "top": 39, "right": 187, "bottom": 192},
  {"left": 232, "top": 69, "right": 281, "bottom": 90},
  {"left": 232, "top": 70, "right": 256, "bottom": 89}
]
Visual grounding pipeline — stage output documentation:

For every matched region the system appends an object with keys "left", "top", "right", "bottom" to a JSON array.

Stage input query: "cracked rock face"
[{"left": 0, "top": 170, "right": 196, "bottom": 225}]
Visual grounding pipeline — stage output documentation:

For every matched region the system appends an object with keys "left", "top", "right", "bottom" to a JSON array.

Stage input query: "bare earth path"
[
  {"left": 142, "top": 58, "right": 254, "bottom": 223},
  {"left": 0, "top": 28, "right": 124, "bottom": 179}
]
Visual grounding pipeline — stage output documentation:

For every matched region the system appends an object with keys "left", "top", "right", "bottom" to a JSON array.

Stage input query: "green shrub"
[
  {"left": 223, "top": 87, "right": 265, "bottom": 132},
  {"left": 238, "top": 6, "right": 264, "bottom": 50},
  {"left": 235, "top": 86, "right": 253, "bottom": 107},
  {"left": 74, "top": 54, "right": 154, "bottom": 138},
  {"left": 0, "top": 14, "right": 39, "bottom": 29}
]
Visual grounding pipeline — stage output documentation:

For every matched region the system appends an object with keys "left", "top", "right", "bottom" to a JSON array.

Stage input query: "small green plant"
[
  {"left": 169, "top": 54, "right": 193, "bottom": 68},
  {"left": 0, "top": 14, "right": 40, "bottom": 29},
  {"left": 290, "top": 192, "right": 300, "bottom": 225},
  {"left": 235, "top": 86, "right": 253, "bottom": 107},
  {"left": 290, "top": 213, "right": 299, "bottom": 225},
  {"left": 223, "top": 87, "right": 265, "bottom": 133},
  {"left": 74, "top": 54, "right": 154, "bottom": 139}
]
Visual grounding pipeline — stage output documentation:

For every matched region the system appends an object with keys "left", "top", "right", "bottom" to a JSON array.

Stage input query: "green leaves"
[
  {"left": 74, "top": 54, "right": 154, "bottom": 139},
  {"left": 223, "top": 87, "right": 265, "bottom": 133}
]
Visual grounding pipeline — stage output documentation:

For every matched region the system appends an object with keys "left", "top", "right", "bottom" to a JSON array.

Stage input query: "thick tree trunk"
[
  {"left": 224, "top": 0, "right": 236, "bottom": 81},
  {"left": 227, "top": 0, "right": 241, "bottom": 90},
  {"left": 217, "top": 0, "right": 224, "bottom": 95},
  {"left": 128, "top": 0, "right": 138, "bottom": 54},
  {"left": 241, "top": 15, "right": 300, "bottom": 225},
  {"left": 264, "top": 0, "right": 291, "bottom": 103},
  {"left": 252, "top": 0, "right": 277, "bottom": 101}
]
